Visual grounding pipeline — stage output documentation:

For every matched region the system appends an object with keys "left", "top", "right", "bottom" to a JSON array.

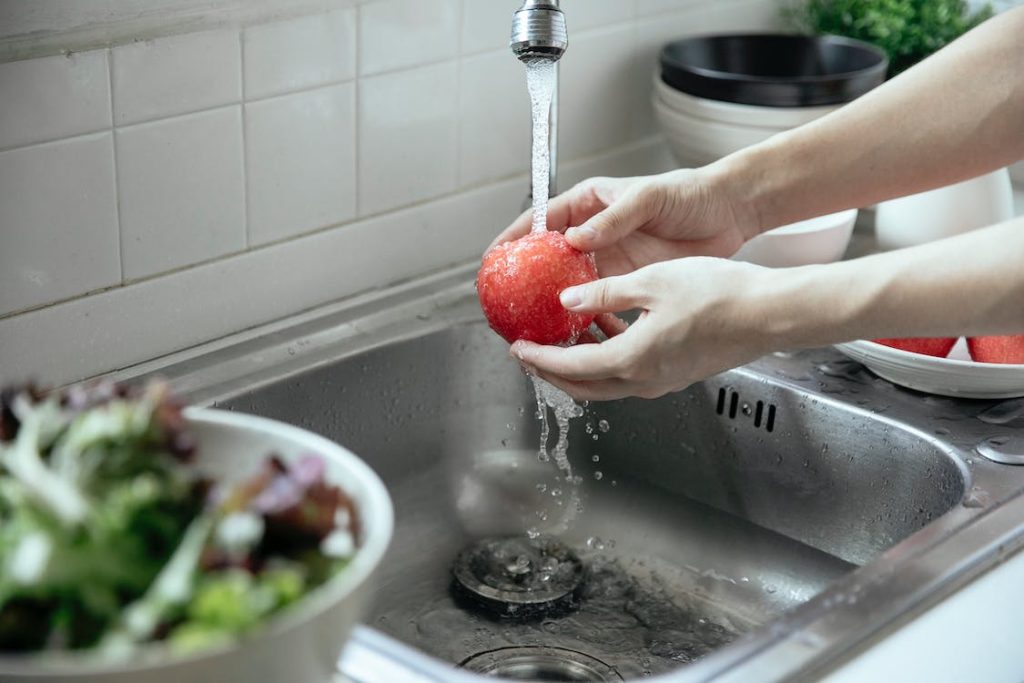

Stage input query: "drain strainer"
[
  {"left": 460, "top": 646, "right": 624, "bottom": 682},
  {"left": 452, "top": 535, "right": 584, "bottom": 619}
]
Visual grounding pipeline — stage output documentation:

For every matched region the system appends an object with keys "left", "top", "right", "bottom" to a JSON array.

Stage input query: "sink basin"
[{"left": 123, "top": 265, "right": 1024, "bottom": 682}]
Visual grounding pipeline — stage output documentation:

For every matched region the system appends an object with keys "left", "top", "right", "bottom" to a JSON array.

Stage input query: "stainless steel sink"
[{"left": 123, "top": 264, "right": 1024, "bottom": 682}]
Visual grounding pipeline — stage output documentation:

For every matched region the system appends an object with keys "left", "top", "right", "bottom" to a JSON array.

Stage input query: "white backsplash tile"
[
  {"left": 0, "top": 50, "right": 111, "bottom": 151},
  {"left": 358, "top": 61, "right": 458, "bottom": 215},
  {"left": 246, "top": 83, "right": 357, "bottom": 245},
  {"left": 359, "top": 0, "right": 460, "bottom": 75},
  {"left": 0, "top": 173, "right": 529, "bottom": 386},
  {"left": 0, "top": 0, "right": 786, "bottom": 383},
  {"left": 459, "top": 50, "right": 530, "bottom": 186},
  {"left": 461, "top": 0, "right": 520, "bottom": 56},
  {"left": 634, "top": 0, "right": 707, "bottom": 17},
  {"left": 560, "top": 25, "right": 637, "bottom": 161},
  {"left": 243, "top": 9, "right": 357, "bottom": 100},
  {"left": 117, "top": 107, "right": 246, "bottom": 279},
  {"left": 560, "top": 0, "right": 635, "bottom": 30},
  {"left": 112, "top": 29, "right": 241, "bottom": 125},
  {"left": 0, "top": 134, "right": 119, "bottom": 315}
]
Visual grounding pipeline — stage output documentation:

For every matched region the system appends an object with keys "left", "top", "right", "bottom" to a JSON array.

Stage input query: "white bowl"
[
  {"left": 654, "top": 75, "right": 840, "bottom": 128},
  {"left": 733, "top": 209, "right": 858, "bottom": 268},
  {"left": 653, "top": 94, "right": 782, "bottom": 167},
  {"left": 837, "top": 339, "right": 1024, "bottom": 399},
  {"left": 0, "top": 407, "right": 394, "bottom": 683}
]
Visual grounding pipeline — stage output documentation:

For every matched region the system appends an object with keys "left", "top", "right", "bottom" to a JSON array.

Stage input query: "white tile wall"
[
  {"left": 0, "top": 0, "right": 784, "bottom": 382},
  {"left": 0, "top": 134, "right": 120, "bottom": 313},
  {"left": 459, "top": 49, "right": 530, "bottom": 186},
  {"left": 243, "top": 9, "right": 356, "bottom": 100},
  {"left": 560, "top": 25, "right": 639, "bottom": 160},
  {"left": 461, "top": 0, "right": 522, "bottom": 56},
  {"left": 0, "top": 50, "right": 111, "bottom": 151},
  {"left": 358, "top": 61, "right": 458, "bottom": 215},
  {"left": 117, "top": 106, "right": 246, "bottom": 279},
  {"left": 246, "top": 83, "right": 357, "bottom": 245},
  {"left": 111, "top": 29, "right": 241, "bottom": 125},
  {"left": 359, "top": 0, "right": 460, "bottom": 76}
]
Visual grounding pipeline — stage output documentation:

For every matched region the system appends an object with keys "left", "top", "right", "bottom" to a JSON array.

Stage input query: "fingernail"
[
  {"left": 560, "top": 287, "right": 583, "bottom": 309},
  {"left": 567, "top": 226, "right": 596, "bottom": 243},
  {"left": 510, "top": 341, "right": 528, "bottom": 360}
]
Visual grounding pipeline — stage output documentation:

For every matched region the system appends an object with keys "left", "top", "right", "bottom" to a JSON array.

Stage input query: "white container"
[
  {"left": 653, "top": 75, "right": 840, "bottom": 128},
  {"left": 0, "top": 408, "right": 394, "bottom": 683},
  {"left": 652, "top": 73, "right": 841, "bottom": 168},
  {"left": 733, "top": 209, "right": 859, "bottom": 268},
  {"left": 875, "top": 169, "right": 1014, "bottom": 250}
]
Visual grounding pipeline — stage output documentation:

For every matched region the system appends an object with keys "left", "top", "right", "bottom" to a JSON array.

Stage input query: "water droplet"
[
  {"left": 594, "top": 470, "right": 603, "bottom": 480},
  {"left": 598, "top": 419, "right": 610, "bottom": 433},
  {"left": 536, "top": 483, "right": 547, "bottom": 493},
  {"left": 586, "top": 536, "right": 605, "bottom": 551},
  {"left": 592, "top": 454, "right": 600, "bottom": 462}
]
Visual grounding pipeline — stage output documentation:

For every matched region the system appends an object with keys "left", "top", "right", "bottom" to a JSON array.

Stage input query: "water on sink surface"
[
  {"left": 377, "top": 550, "right": 751, "bottom": 679},
  {"left": 372, "top": 469, "right": 853, "bottom": 680}
]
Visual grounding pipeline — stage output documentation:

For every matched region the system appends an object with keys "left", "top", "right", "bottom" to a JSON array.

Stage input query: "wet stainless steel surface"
[{"left": 122, "top": 264, "right": 1024, "bottom": 682}]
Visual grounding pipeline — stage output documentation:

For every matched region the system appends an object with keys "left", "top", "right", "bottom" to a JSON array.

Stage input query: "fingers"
[
  {"left": 559, "top": 273, "right": 651, "bottom": 314},
  {"left": 488, "top": 207, "right": 533, "bottom": 251},
  {"left": 487, "top": 178, "right": 625, "bottom": 251},
  {"left": 594, "top": 313, "right": 628, "bottom": 339},
  {"left": 510, "top": 337, "right": 632, "bottom": 381},
  {"left": 564, "top": 186, "right": 656, "bottom": 252}
]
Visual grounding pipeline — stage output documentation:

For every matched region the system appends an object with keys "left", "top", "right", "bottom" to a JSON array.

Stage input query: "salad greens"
[{"left": 0, "top": 381, "right": 358, "bottom": 657}]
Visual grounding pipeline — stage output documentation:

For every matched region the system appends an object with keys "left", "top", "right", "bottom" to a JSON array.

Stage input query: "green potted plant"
[{"left": 788, "top": 0, "right": 993, "bottom": 76}]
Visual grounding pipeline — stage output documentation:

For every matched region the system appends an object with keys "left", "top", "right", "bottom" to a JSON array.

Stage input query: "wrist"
[
  {"left": 703, "top": 144, "right": 778, "bottom": 242},
  {"left": 745, "top": 262, "right": 865, "bottom": 351}
]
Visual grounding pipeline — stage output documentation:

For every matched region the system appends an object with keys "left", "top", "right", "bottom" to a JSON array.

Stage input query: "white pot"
[{"left": 875, "top": 169, "right": 1014, "bottom": 250}]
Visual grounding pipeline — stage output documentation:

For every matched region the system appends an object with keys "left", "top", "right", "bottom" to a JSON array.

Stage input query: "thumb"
[
  {"left": 564, "top": 187, "right": 652, "bottom": 251},
  {"left": 560, "top": 273, "right": 650, "bottom": 314}
]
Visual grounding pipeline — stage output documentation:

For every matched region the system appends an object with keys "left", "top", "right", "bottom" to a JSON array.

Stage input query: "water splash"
[
  {"left": 525, "top": 60, "right": 556, "bottom": 233},
  {"left": 532, "top": 376, "right": 584, "bottom": 533}
]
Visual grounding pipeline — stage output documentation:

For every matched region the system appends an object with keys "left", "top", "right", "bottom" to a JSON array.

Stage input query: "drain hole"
[
  {"left": 451, "top": 536, "right": 584, "bottom": 620},
  {"left": 460, "top": 646, "right": 624, "bottom": 682},
  {"left": 728, "top": 391, "right": 739, "bottom": 419},
  {"left": 766, "top": 404, "right": 777, "bottom": 432},
  {"left": 716, "top": 387, "right": 726, "bottom": 415},
  {"left": 754, "top": 400, "right": 764, "bottom": 428}
]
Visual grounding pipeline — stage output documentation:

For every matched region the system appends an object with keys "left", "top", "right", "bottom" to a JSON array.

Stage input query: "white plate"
[{"left": 836, "top": 339, "right": 1024, "bottom": 399}]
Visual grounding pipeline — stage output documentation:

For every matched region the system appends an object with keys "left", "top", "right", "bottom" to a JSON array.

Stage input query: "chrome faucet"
[{"left": 510, "top": 0, "right": 567, "bottom": 204}]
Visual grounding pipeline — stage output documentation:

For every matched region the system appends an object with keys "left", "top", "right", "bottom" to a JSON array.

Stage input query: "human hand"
[
  {"left": 489, "top": 168, "right": 757, "bottom": 277},
  {"left": 509, "top": 257, "right": 777, "bottom": 401}
]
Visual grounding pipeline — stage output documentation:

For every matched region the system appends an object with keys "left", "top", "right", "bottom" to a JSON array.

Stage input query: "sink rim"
[{"left": 112, "top": 262, "right": 1024, "bottom": 683}]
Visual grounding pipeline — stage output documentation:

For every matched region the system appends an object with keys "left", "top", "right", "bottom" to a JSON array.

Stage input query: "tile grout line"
[
  {"left": 454, "top": 0, "right": 465, "bottom": 190},
  {"left": 354, "top": 4, "right": 363, "bottom": 219},
  {"left": 107, "top": 47, "right": 126, "bottom": 284},
  {"left": 239, "top": 28, "right": 251, "bottom": 250}
]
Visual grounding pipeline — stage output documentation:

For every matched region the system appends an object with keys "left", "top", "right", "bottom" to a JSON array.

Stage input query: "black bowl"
[{"left": 660, "top": 33, "right": 888, "bottom": 107}]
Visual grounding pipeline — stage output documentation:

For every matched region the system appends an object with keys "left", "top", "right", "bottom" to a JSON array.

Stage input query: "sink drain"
[
  {"left": 460, "top": 646, "right": 624, "bottom": 682},
  {"left": 451, "top": 536, "right": 584, "bottom": 619}
]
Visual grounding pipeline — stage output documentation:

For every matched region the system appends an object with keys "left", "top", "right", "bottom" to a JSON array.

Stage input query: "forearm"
[
  {"left": 755, "top": 217, "right": 1024, "bottom": 348},
  {"left": 711, "top": 7, "right": 1024, "bottom": 233}
]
